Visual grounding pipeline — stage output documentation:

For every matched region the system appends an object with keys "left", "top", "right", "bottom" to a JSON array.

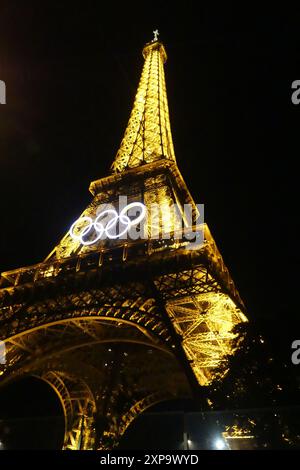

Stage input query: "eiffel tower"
[{"left": 0, "top": 34, "right": 248, "bottom": 450}]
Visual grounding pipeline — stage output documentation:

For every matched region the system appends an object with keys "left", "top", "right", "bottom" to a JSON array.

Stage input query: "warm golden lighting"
[
  {"left": 166, "top": 293, "right": 246, "bottom": 386},
  {"left": 111, "top": 41, "right": 175, "bottom": 173},
  {"left": 0, "top": 37, "right": 248, "bottom": 450}
]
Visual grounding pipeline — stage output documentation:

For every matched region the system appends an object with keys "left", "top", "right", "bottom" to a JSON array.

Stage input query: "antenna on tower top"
[{"left": 153, "top": 29, "right": 159, "bottom": 41}]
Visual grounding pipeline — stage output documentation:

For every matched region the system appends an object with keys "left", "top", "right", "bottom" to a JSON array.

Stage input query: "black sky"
[{"left": 0, "top": 1, "right": 300, "bottom": 398}]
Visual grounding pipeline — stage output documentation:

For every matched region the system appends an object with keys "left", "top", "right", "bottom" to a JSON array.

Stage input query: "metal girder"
[
  {"left": 98, "top": 390, "right": 177, "bottom": 450},
  {"left": 38, "top": 370, "right": 96, "bottom": 450},
  {"left": 0, "top": 320, "right": 171, "bottom": 386},
  {"left": 166, "top": 293, "right": 246, "bottom": 385}
]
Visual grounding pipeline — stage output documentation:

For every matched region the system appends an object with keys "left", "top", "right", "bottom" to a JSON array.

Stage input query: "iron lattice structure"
[{"left": 0, "top": 39, "right": 248, "bottom": 450}]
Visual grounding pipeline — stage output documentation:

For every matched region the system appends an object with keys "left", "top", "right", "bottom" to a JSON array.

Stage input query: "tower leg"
[{"left": 39, "top": 371, "right": 97, "bottom": 450}]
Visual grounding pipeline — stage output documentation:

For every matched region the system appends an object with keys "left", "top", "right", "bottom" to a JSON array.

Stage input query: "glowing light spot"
[{"left": 215, "top": 438, "right": 226, "bottom": 450}]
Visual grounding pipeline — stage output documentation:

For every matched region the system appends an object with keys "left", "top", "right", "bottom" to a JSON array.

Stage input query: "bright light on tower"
[{"left": 215, "top": 438, "right": 226, "bottom": 450}]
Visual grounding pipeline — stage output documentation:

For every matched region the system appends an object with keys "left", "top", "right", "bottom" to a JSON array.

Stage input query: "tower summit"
[
  {"left": 111, "top": 36, "right": 175, "bottom": 172},
  {"left": 0, "top": 37, "right": 248, "bottom": 450}
]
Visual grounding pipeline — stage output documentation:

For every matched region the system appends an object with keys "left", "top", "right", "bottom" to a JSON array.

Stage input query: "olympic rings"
[{"left": 69, "top": 202, "right": 146, "bottom": 245}]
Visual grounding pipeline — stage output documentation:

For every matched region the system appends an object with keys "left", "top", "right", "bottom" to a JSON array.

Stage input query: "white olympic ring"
[{"left": 69, "top": 202, "right": 146, "bottom": 245}]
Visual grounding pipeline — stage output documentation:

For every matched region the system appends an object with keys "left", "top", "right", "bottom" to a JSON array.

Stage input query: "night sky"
[{"left": 0, "top": 1, "right": 300, "bottom": 446}]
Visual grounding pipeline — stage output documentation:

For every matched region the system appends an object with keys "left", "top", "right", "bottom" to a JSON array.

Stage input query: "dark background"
[{"left": 0, "top": 0, "right": 299, "bottom": 447}]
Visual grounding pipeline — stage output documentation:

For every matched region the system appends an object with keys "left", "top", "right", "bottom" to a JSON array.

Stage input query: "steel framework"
[{"left": 0, "top": 37, "right": 247, "bottom": 449}]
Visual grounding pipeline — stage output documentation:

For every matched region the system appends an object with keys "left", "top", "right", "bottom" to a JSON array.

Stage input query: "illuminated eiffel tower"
[{"left": 0, "top": 34, "right": 247, "bottom": 450}]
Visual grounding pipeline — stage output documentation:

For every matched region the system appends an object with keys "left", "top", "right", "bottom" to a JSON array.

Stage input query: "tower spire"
[
  {"left": 111, "top": 37, "right": 176, "bottom": 173},
  {"left": 153, "top": 29, "right": 159, "bottom": 41}
]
